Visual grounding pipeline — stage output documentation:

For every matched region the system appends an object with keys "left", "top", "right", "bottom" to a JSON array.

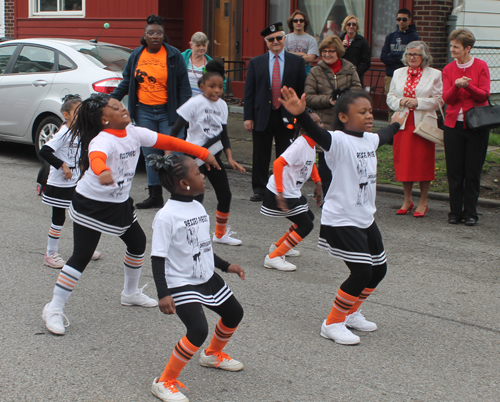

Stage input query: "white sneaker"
[
  {"left": 91, "top": 250, "right": 102, "bottom": 260},
  {"left": 199, "top": 350, "right": 244, "bottom": 371},
  {"left": 320, "top": 320, "right": 360, "bottom": 345},
  {"left": 212, "top": 226, "right": 242, "bottom": 246},
  {"left": 42, "top": 303, "right": 69, "bottom": 335},
  {"left": 345, "top": 310, "right": 377, "bottom": 332},
  {"left": 44, "top": 253, "right": 65, "bottom": 269},
  {"left": 264, "top": 255, "right": 297, "bottom": 271},
  {"left": 151, "top": 378, "right": 189, "bottom": 402},
  {"left": 121, "top": 284, "right": 158, "bottom": 307},
  {"left": 269, "top": 243, "right": 300, "bottom": 257}
]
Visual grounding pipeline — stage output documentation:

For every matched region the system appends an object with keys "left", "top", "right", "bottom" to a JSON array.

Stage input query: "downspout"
[{"left": 446, "top": 0, "right": 465, "bottom": 63}]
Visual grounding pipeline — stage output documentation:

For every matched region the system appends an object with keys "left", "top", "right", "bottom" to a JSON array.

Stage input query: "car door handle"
[{"left": 32, "top": 80, "right": 48, "bottom": 87}]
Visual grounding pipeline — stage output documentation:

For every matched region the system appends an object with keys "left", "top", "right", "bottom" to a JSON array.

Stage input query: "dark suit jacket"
[{"left": 244, "top": 51, "right": 306, "bottom": 132}]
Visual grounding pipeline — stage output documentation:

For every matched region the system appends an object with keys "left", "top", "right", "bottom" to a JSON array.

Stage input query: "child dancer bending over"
[
  {"left": 170, "top": 60, "right": 246, "bottom": 246},
  {"left": 280, "top": 87, "right": 406, "bottom": 345},
  {"left": 42, "top": 93, "right": 219, "bottom": 336},
  {"left": 149, "top": 154, "right": 245, "bottom": 402},
  {"left": 260, "top": 109, "right": 323, "bottom": 271},
  {"left": 39, "top": 94, "right": 101, "bottom": 268}
]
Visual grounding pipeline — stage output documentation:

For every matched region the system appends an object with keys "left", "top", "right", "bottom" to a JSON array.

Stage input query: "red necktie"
[{"left": 272, "top": 55, "right": 281, "bottom": 109}]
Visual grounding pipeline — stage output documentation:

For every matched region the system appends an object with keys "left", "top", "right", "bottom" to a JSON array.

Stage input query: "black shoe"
[
  {"left": 250, "top": 193, "right": 263, "bottom": 202},
  {"left": 136, "top": 185, "right": 164, "bottom": 209},
  {"left": 464, "top": 217, "right": 477, "bottom": 226},
  {"left": 448, "top": 216, "right": 461, "bottom": 224}
]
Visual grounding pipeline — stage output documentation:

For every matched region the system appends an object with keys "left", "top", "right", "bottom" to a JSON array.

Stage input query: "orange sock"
[
  {"left": 347, "top": 288, "right": 375, "bottom": 315},
  {"left": 326, "top": 289, "right": 359, "bottom": 325},
  {"left": 274, "top": 224, "right": 298, "bottom": 247},
  {"left": 205, "top": 319, "right": 238, "bottom": 355},
  {"left": 215, "top": 210, "right": 229, "bottom": 239},
  {"left": 159, "top": 336, "right": 199, "bottom": 382},
  {"left": 269, "top": 230, "right": 303, "bottom": 258}
]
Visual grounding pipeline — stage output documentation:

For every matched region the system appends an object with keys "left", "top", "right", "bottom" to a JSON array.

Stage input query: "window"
[
  {"left": 269, "top": 0, "right": 290, "bottom": 28},
  {"left": 0, "top": 45, "right": 17, "bottom": 75},
  {"left": 33, "top": 0, "right": 84, "bottom": 16},
  {"left": 13, "top": 46, "right": 55, "bottom": 74},
  {"left": 58, "top": 53, "right": 76, "bottom": 71},
  {"left": 371, "top": 0, "right": 398, "bottom": 58},
  {"left": 298, "top": 0, "right": 366, "bottom": 41}
]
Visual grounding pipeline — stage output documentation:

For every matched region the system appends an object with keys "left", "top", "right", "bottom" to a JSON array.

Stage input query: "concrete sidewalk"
[{"left": 225, "top": 106, "right": 500, "bottom": 208}]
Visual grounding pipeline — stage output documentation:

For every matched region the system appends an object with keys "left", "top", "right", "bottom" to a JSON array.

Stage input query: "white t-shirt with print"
[
  {"left": 267, "top": 135, "right": 316, "bottom": 198},
  {"left": 45, "top": 125, "right": 81, "bottom": 188},
  {"left": 151, "top": 199, "right": 215, "bottom": 289},
  {"left": 285, "top": 33, "right": 319, "bottom": 63},
  {"left": 321, "top": 130, "right": 380, "bottom": 228},
  {"left": 75, "top": 125, "right": 157, "bottom": 203}
]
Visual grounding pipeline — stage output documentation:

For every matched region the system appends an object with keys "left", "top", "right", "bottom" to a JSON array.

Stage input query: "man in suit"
[{"left": 244, "top": 22, "right": 306, "bottom": 202}]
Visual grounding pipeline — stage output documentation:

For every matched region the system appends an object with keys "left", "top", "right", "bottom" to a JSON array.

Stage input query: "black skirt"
[
  {"left": 69, "top": 191, "right": 137, "bottom": 236},
  {"left": 318, "top": 221, "right": 386, "bottom": 266},
  {"left": 260, "top": 188, "right": 309, "bottom": 218},
  {"left": 42, "top": 185, "right": 75, "bottom": 208},
  {"left": 170, "top": 272, "right": 234, "bottom": 307}
]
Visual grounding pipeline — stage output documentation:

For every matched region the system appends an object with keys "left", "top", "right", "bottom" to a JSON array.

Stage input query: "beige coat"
[
  {"left": 305, "top": 59, "right": 362, "bottom": 130},
  {"left": 386, "top": 66, "right": 444, "bottom": 130}
]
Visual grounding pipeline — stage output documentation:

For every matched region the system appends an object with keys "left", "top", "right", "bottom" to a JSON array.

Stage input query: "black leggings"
[
  {"left": 340, "top": 261, "right": 387, "bottom": 297},
  {"left": 194, "top": 153, "right": 231, "bottom": 213},
  {"left": 286, "top": 209, "right": 315, "bottom": 239},
  {"left": 52, "top": 207, "right": 66, "bottom": 226},
  {"left": 66, "top": 220, "right": 146, "bottom": 273},
  {"left": 175, "top": 295, "right": 244, "bottom": 347}
]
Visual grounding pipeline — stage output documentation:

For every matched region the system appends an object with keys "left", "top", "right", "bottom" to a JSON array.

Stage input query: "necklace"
[{"left": 190, "top": 55, "right": 205, "bottom": 78}]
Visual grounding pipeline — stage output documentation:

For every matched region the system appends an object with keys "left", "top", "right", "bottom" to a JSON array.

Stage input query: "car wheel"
[{"left": 35, "top": 116, "right": 62, "bottom": 161}]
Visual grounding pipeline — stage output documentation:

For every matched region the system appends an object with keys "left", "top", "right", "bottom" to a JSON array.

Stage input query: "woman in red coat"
[{"left": 442, "top": 29, "right": 490, "bottom": 226}]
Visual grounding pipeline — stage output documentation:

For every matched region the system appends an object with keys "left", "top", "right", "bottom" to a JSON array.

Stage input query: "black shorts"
[
  {"left": 42, "top": 185, "right": 75, "bottom": 208},
  {"left": 69, "top": 192, "right": 137, "bottom": 236},
  {"left": 170, "top": 272, "right": 234, "bottom": 308},
  {"left": 318, "top": 221, "right": 386, "bottom": 266},
  {"left": 260, "top": 189, "right": 309, "bottom": 218}
]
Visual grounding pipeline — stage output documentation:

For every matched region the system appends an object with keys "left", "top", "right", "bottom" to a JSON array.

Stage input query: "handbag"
[
  {"left": 413, "top": 96, "right": 445, "bottom": 147},
  {"left": 465, "top": 96, "right": 500, "bottom": 130}
]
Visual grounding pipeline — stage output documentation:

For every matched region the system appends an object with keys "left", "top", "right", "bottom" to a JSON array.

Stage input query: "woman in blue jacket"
[{"left": 111, "top": 14, "right": 191, "bottom": 209}]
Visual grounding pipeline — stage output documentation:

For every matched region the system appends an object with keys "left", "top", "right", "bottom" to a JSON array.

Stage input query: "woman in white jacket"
[{"left": 387, "top": 41, "right": 443, "bottom": 217}]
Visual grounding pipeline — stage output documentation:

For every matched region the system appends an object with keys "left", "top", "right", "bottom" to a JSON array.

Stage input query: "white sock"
[
  {"left": 47, "top": 224, "right": 63, "bottom": 256},
  {"left": 48, "top": 265, "right": 82, "bottom": 311},
  {"left": 123, "top": 251, "right": 144, "bottom": 295}
]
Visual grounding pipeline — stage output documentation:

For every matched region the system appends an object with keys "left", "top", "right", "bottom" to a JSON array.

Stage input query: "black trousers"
[
  {"left": 444, "top": 122, "right": 489, "bottom": 220},
  {"left": 286, "top": 209, "right": 315, "bottom": 239},
  {"left": 195, "top": 153, "right": 231, "bottom": 213},
  {"left": 176, "top": 295, "right": 244, "bottom": 347},
  {"left": 252, "top": 109, "right": 293, "bottom": 195},
  {"left": 340, "top": 262, "right": 387, "bottom": 297}
]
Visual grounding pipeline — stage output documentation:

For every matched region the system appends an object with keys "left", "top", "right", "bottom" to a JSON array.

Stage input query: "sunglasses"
[
  {"left": 266, "top": 35, "right": 284, "bottom": 42},
  {"left": 346, "top": 22, "right": 357, "bottom": 27},
  {"left": 293, "top": 18, "right": 305, "bottom": 23},
  {"left": 396, "top": 17, "right": 409, "bottom": 22}
]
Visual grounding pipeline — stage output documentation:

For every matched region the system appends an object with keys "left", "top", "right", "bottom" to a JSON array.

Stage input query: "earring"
[
  {"left": 186, "top": 185, "right": 191, "bottom": 190},
  {"left": 105, "top": 121, "right": 109, "bottom": 125}
]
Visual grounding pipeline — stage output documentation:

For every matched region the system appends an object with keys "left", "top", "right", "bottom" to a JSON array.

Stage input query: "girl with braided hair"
[
  {"left": 149, "top": 154, "right": 245, "bottom": 402},
  {"left": 42, "top": 93, "right": 220, "bottom": 336}
]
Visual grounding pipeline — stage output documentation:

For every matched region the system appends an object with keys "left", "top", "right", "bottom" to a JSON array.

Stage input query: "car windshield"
[{"left": 70, "top": 44, "right": 132, "bottom": 72}]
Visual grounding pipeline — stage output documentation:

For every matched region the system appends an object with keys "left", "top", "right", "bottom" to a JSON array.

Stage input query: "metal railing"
[{"left": 470, "top": 46, "right": 500, "bottom": 98}]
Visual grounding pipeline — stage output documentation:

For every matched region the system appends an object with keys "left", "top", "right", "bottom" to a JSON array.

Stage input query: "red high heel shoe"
[
  {"left": 396, "top": 201, "right": 414, "bottom": 215},
  {"left": 413, "top": 205, "right": 429, "bottom": 218}
]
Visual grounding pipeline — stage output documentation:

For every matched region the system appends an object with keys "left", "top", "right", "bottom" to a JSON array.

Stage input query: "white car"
[{"left": 0, "top": 38, "right": 132, "bottom": 158}]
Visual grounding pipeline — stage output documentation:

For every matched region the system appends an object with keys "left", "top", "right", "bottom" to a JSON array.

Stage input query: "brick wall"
[
  {"left": 412, "top": 0, "right": 454, "bottom": 70},
  {"left": 4, "top": 0, "right": 14, "bottom": 37}
]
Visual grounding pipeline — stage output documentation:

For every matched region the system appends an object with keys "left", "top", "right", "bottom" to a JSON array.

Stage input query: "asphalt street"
[{"left": 1, "top": 140, "right": 499, "bottom": 402}]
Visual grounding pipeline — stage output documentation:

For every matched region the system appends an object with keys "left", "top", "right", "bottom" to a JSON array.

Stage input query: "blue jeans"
[{"left": 134, "top": 103, "right": 184, "bottom": 186}]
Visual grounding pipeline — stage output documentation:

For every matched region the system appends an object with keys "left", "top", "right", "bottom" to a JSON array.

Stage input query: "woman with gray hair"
[
  {"left": 182, "top": 32, "right": 214, "bottom": 96},
  {"left": 387, "top": 41, "right": 443, "bottom": 217}
]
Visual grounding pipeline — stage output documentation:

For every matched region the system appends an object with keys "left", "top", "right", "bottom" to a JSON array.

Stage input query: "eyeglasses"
[
  {"left": 407, "top": 53, "right": 422, "bottom": 58},
  {"left": 145, "top": 30, "right": 164, "bottom": 37},
  {"left": 346, "top": 22, "right": 357, "bottom": 27},
  {"left": 293, "top": 18, "right": 305, "bottom": 23},
  {"left": 266, "top": 35, "right": 284, "bottom": 42},
  {"left": 396, "top": 17, "right": 409, "bottom": 22},
  {"left": 321, "top": 49, "right": 336, "bottom": 55}
]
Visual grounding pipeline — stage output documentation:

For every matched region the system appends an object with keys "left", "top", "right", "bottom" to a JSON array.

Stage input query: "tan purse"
[{"left": 413, "top": 97, "right": 445, "bottom": 147}]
